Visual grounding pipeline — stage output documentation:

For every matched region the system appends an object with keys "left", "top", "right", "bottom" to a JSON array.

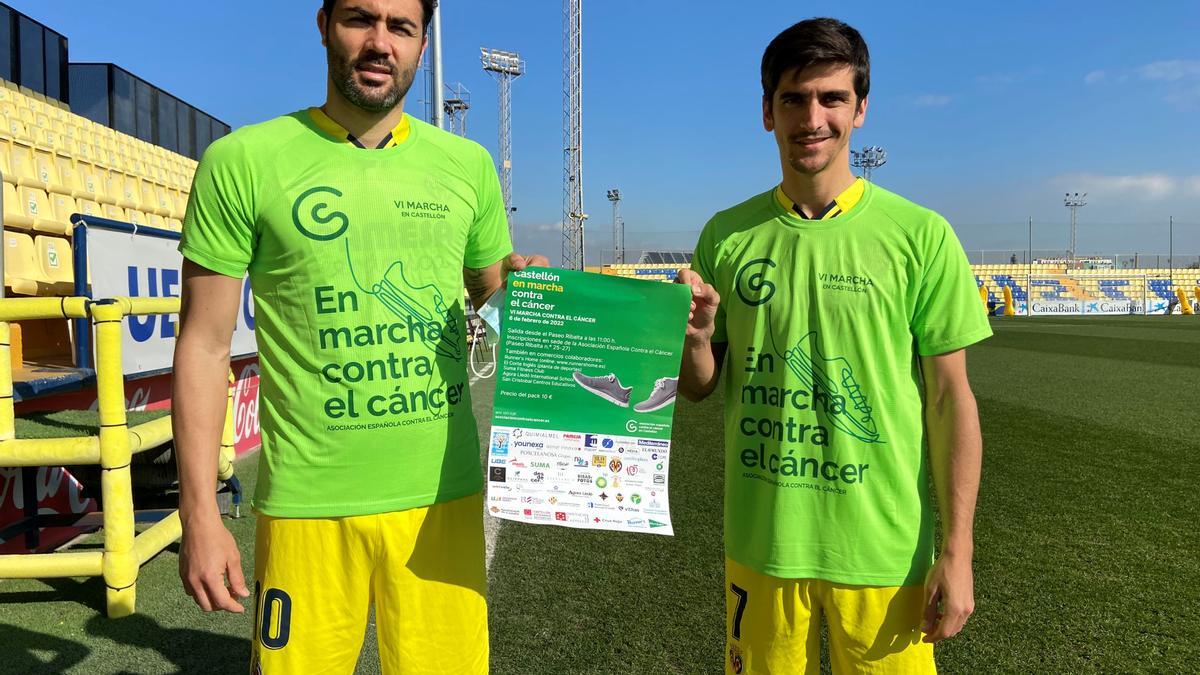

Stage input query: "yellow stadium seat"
[
  {"left": 15, "top": 106, "right": 33, "bottom": 124},
  {"left": 171, "top": 190, "right": 188, "bottom": 217},
  {"left": 4, "top": 231, "right": 41, "bottom": 295},
  {"left": 147, "top": 212, "right": 167, "bottom": 230},
  {"left": 76, "top": 198, "right": 102, "bottom": 219},
  {"left": 146, "top": 184, "right": 172, "bottom": 216},
  {"left": 35, "top": 235, "right": 74, "bottom": 295},
  {"left": 40, "top": 128, "right": 72, "bottom": 156},
  {"left": 125, "top": 208, "right": 148, "bottom": 227},
  {"left": 32, "top": 149, "right": 70, "bottom": 195},
  {"left": 0, "top": 102, "right": 14, "bottom": 119},
  {"left": 8, "top": 142, "right": 39, "bottom": 187},
  {"left": 102, "top": 203, "right": 126, "bottom": 222},
  {"left": 100, "top": 171, "right": 126, "bottom": 206},
  {"left": 167, "top": 217, "right": 183, "bottom": 231},
  {"left": 33, "top": 112, "right": 50, "bottom": 131},
  {"left": 18, "top": 185, "right": 66, "bottom": 235},
  {"left": 49, "top": 192, "right": 79, "bottom": 233},
  {"left": 117, "top": 175, "right": 144, "bottom": 210},
  {"left": 73, "top": 140, "right": 93, "bottom": 164},
  {"left": 3, "top": 182, "right": 32, "bottom": 230},
  {"left": 76, "top": 163, "right": 109, "bottom": 203},
  {"left": 0, "top": 143, "right": 13, "bottom": 185}
]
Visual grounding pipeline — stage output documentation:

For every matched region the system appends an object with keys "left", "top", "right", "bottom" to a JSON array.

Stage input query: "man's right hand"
[
  {"left": 675, "top": 269, "right": 720, "bottom": 343},
  {"left": 179, "top": 514, "right": 249, "bottom": 613}
]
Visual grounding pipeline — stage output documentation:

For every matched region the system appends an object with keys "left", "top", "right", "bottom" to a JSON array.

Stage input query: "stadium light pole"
[
  {"left": 1063, "top": 192, "right": 1087, "bottom": 267},
  {"left": 850, "top": 145, "right": 887, "bottom": 181},
  {"left": 1169, "top": 215, "right": 1173, "bottom": 285},
  {"left": 429, "top": 1, "right": 445, "bottom": 129},
  {"left": 607, "top": 188, "right": 623, "bottom": 265}
]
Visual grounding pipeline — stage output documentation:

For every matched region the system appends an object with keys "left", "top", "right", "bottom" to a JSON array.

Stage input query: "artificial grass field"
[{"left": 1, "top": 316, "right": 1197, "bottom": 673}]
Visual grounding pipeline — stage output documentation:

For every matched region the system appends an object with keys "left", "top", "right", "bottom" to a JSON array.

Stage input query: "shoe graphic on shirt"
[
  {"left": 783, "top": 332, "right": 881, "bottom": 443},
  {"left": 573, "top": 371, "right": 633, "bottom": 408},
  {"left": 633, "top": 377, "right": 678, "bottom": 413},
  {"left": 347, "top": 245, "right": 462, "bottom": 362}
]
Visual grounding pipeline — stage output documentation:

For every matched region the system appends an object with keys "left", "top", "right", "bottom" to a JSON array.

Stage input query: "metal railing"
[{"left": 0, "top": 296, "right": 237, "bottom": 617}]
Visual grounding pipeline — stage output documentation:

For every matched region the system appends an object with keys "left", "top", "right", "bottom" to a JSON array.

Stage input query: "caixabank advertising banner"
[{"left": 486, "top": 268, "right": 690, "bottom": 535}]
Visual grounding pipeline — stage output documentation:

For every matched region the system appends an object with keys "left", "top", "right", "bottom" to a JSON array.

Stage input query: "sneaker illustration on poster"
[
  {"left": 633, "top": 377, "right": 678, "bottom": 413},
  {"left": 572, "top": 371, "right": 633, "bottom": 407},
  {"left": 783, "top": 331, "right": 881, "bottom": 443}
]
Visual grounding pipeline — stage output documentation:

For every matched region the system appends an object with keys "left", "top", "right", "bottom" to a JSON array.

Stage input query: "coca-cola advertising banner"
[{"left": 76, "top": 220, "right": 257, "bottom": 375}]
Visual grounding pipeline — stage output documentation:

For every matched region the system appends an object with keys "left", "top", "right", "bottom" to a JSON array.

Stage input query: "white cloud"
[
  {"left": 1084, "top": 60, "right": 1200, "bottom": 106},
  {"left": 1138, "top": 60, "right": 1200, "bottom": 82},
  {"left": 913, "top": 94, "right": 953, "bottom": 107},
  {"left": 1055, "top": 173, "right": 1200, "bottom": 201}
]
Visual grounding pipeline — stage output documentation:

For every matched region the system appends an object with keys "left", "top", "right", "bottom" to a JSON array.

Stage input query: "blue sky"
[{"left": 18, "top": 1, "right": 1200, "bottom": 263}]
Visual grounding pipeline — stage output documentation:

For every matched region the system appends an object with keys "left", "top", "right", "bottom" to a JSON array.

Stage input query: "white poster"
[
  {"left": 85, "top": 226, "right": 257, "bottom": 375},
  {"left": 487, "top": 427, "right": 674, "bottom": 535},
  {"left": 1082, "top": 300, "right": 1145, "bottom": 315}
]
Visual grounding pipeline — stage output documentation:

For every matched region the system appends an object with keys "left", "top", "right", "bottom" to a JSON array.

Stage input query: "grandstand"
[{"left": 972, "top": 263, "right": 1200, "bottom": 312}]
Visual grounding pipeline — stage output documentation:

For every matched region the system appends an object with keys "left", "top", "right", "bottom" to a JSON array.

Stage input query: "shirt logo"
[
  {"left": 292, "top": 186, "right": 349, "bottom": 241},
  {"left": 735, "top": 258, "right": 777, "bottom": 306}
]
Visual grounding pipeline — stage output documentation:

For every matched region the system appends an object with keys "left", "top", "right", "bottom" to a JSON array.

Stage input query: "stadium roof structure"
[{"left": 638, "top": 251, "right": 693, "bottom": 265}]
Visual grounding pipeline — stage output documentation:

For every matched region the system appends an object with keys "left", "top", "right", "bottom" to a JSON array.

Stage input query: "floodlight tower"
[
  {"left": 443, "top": 83, "right": 471, "bottom": 137},
  {"left": 851, "top": 145, "right": 887, "bottom": 181},
  {"left": 1064, "top": 192, "right": 1087, "bottom": 265},
  {"left": 481, "top": 48, "right": 525, "bottom": 238},
  {"left": 562, "top": 0, "right": 585, "bottom": 270},
  {"left": 607, "top": 189, "right": 623, "bottom": 265}
]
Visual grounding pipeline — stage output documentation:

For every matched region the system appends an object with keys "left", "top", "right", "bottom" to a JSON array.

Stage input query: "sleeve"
[
  {"left": 463, "top": 144, "right": 514, "bottom": 268},
  {"left": 178, "top": 136, "right": 257, "bottom": 278},
  {"left": 690, "top": 218, "right": 727, "bottom": 343},
  {"left": 910, "top": 216, "right": 993, "bottom": 356}
]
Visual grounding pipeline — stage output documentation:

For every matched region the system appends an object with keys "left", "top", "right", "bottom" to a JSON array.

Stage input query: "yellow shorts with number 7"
[{"left": 725, "top": 557, "right": 936, "bottom": 674}]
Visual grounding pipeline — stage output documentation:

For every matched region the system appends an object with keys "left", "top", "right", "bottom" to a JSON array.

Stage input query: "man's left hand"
[
  {"left": 921, "top": 550, "right": 974, "bottom": 643},
  {"left": 502, "top": 253, "right": 551, "bottom": 276}
]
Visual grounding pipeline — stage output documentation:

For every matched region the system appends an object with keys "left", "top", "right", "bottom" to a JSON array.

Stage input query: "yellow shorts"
[
  {"left": 725, "top": 558, "right": 935, "bottom": 675},
  {"left": 250, "top": 492, "right": 487, "bottom": 675}
]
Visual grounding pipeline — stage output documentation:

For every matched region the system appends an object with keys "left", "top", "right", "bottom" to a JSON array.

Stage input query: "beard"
[{"left": 327, "top": 44, "right": 418, "bottom": 113}]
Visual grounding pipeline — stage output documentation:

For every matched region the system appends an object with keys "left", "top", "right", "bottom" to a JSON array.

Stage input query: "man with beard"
[
  {"left": 172, "top": 1, "right": 544, "bottom": 672},
  {"left": 676, "top": 18, "right": 990, "bottom": 673}
]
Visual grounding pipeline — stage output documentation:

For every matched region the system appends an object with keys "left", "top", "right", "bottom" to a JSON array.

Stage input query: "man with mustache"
[
  {"left": 171, "top": 1, "right": 544, "bottom": 672},
  {"left": 676, "top": 18, "right": 991, "bottom": 673}
]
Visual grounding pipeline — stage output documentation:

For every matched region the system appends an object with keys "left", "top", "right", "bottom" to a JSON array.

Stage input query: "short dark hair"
[
  {"left": 321, "top": 0, "right": 436, "bottom": 32},
  {"left": 761, "top": 18, "right": 870, "bottom": 104}
]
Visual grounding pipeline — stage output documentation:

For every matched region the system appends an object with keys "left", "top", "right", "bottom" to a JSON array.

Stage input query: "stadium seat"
[
  {"left": 5, "top": 116, "right": 34, "bottom": 144},
  {"left": 148, "top": 184, "right": 172, "bottom": 216},
  {"left": 76, "top": 163, "right": 110, "bottom": 203},
  {"left": 18, "top": 185, "right": 66, "bottom": 235},
  {"left": 147, "top": 212, "right": 167, "bottom": 230},
  {"left": 76, "top": 198, "right": 103, "bottom": 219},
  {"left": 3, "top": 182, "right": 32, "bottom": 230},
  {"left": 35, "top": 235, "right": 74, "bottom": 295},
  {"left": 0, "top": 143, "right": 13, "bottom": 185},
  {"left": 4, "top": 231, "right": 40, "bottom": 295},
  {"left": 102, "top": 203, "right": 127, "bottom": 222},
  {"left": 32, "top": 149, "right": 70, "bottom": 195},
  {"left": 7, "top": 142, "right": 40, "bottom": 187},
  {"left": 49, "top": 192, "right": 79, "bottom": 234},
  {"left": 167, "top": 217, "right": 183, "bottom": 231},
  {"left": 125, "top": 208, "right": 148, "bottom": 227}
]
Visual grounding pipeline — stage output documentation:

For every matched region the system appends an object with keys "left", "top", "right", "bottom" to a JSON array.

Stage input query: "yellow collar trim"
[
  {"left": 774, "top": 178, "right": 865, "bottom": 220},
  {"left": 308, "top": 107, "right": 411, "bottom": 149}
]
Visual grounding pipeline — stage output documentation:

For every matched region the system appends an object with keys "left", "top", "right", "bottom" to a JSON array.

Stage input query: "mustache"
[{"left": 355, "top": 53, "right": 395, "bottom": 73}]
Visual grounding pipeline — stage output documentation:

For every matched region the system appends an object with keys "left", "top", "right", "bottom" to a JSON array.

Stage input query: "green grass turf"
[
  {"left": 1, "top": 316, "right": 1198, "bottom": 672},
  {"left": 15, "top": 409, "right": 172, "bottom": 439}
]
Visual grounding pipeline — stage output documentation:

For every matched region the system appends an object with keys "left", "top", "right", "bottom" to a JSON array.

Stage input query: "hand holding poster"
[{"left": 486, "top": 268, "right": 691, "bottom": 535}]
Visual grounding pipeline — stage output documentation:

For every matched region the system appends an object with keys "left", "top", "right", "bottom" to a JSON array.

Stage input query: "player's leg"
[
  {"left": 725, "top": 557, "right": 821, "bottom": 675},
  {"left": 250, "top": 514, "right": 374, "bottom": 675},
  {"left": 821, "top": 581, "right": 936, "bottom": 674},
  {"left": 373, "top": 492, "right": 488, "bottom": 675}
]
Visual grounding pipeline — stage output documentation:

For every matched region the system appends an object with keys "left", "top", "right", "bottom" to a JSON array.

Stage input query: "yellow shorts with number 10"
[
  {"left": 725, "top": 558, "right": 936, "bottom": 675},
  {"left": 249, "top": 492, "right": 487, "bottom": 675}
]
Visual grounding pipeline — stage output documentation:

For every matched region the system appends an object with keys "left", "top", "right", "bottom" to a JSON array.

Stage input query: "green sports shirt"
[
  {"left": 180, "top": 109, "right": 512, "bottom": 517},
  {"left": 692, "top": 181, "right": 991, "bottom": 585}
]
